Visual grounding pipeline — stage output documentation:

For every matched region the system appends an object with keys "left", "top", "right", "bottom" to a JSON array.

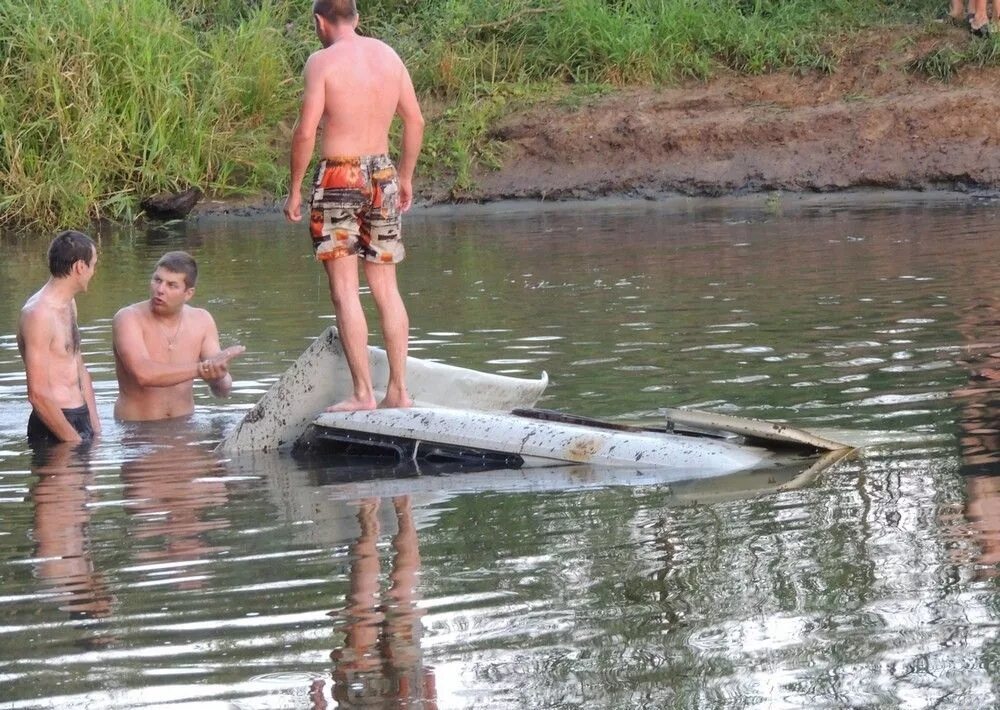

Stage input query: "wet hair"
[
  {"left": 48, "top": 230, "right": 96, "bottom": 278},
  {"left": 155, "top": 251, "right": 198, "bottom": 289},
  {"left": 313, "top": 0, "right": 357, "bottom": 23}
]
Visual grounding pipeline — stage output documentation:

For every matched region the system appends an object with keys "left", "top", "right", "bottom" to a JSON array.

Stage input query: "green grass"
[
  {"left": 907, "top": 31, "right": 1000, "bottom": 80},
  {"left": 0, "top": 0, "right": 301, "bottom": 229},
  {"left": 0, "top": 0, "right": 975, "bottom": 231}
]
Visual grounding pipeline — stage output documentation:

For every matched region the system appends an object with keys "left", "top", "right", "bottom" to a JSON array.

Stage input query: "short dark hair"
[
  {"left": 155, "top": 251, "right": 198, "bottom": 289},
  {"left": 313, "top": 0, "right": 357, "bottom": 23},
  {"left": 48, "top": 230, "right": 96, "bottom": 278}
]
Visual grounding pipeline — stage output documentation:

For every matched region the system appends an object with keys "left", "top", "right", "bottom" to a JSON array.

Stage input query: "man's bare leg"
[
  {"left": 324, "top": 256, "right": 377, "bottom": 412},
  {"left": 951, "top": 0, "right": 968, "bottom": 18},
  {"left": 971, "top": 0, "right": 989, "bottom": 30},
  {"left": 335, "top": 499, "right": 383, "bottom": 671},
  {"left": 364, "top": 260, "right": 413, "bottom": 408}
]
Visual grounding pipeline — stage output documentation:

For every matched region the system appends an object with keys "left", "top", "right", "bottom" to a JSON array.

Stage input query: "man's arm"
[
  {"left": 73, "top": 302, "right": 101, "bottom": 434},
  {"left": 284, "top": 53, "right": 327, "bottom": 222},
  {"left": 20, "top": 310, "right": 82, "bottom": 443},
  {"left": 395, "top": 62, "right": 424, "bottom": 212},
  {"left": 198, "top": 314, "right": 236, "bottom": 398},
  {"left": 113, "top": 309, "right": 201, "bottom": 387},
  {"left": 78, "top": 354, "right": 101, "bottom": 434}
]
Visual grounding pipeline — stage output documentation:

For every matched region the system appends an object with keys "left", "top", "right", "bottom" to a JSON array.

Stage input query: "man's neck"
[
  {"left": 147, "top": 301, "right": 185, "bottom": 323},
  {"left": 326, "top": 26, "right": 356, "bottom": 47},
  {"left": 44, "top": 277, "right": 80, "bottom": 305}
]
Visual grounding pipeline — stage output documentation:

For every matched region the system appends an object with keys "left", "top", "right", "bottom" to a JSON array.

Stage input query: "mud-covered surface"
[{"left": 460, "top": 28, "right": 1000, "bottom": 202}]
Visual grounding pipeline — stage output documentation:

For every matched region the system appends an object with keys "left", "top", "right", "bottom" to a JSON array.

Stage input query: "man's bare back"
[
  {"left": 284, "top": 4, "right": 423, "bottom": 222},
  {"left": 312, "top": 35, "right": 406, "bottom": 158}
]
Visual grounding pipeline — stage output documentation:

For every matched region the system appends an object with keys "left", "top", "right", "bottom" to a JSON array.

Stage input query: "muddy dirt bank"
[{"left": 457, "top": 28, "right": 1000, "bottom": 203}]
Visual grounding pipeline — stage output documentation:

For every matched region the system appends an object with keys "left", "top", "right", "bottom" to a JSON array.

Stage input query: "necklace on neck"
[{"left": 158, "top": 313, "right": 183, "bottom": 351}]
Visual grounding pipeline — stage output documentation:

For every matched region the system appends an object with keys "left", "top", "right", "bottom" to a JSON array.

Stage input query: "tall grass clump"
[
  {"left": 389, "top": 0, "right": 941, "bottom": 94},
  {"left": 908, "top": 31, "right": 1000, "bottom": 80},
  {"left": 0, "top": 0, "right": 302, "bottom": 230}
]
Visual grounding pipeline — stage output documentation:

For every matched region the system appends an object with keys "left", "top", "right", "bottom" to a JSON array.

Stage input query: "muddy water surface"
[{"left": 1, "top": 193, "right": 998, "bottom": 708}]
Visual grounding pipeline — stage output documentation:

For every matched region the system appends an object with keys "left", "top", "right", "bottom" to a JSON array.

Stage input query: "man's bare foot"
[
  {"left": 325, "top": 395, "right": 377, "bottom": 412},
  {"left": 378, "top": 386, "right": 413, "bottom": 408}
]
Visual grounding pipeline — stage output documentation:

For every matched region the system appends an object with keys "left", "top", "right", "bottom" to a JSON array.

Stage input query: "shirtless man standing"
[
  {"left": 112, "top": 251, "right": 244, "bottom": 421},
  {"left": 283, "top": 0, "right": 424, "bottom": 412},
  {"left": 17, "top": 230, "right": 101, "bottom": 445}
]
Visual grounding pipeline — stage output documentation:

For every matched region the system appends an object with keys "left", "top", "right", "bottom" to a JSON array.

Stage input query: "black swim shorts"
[{"left": 27, "top": 404, "right": 94, "bottom": 446}]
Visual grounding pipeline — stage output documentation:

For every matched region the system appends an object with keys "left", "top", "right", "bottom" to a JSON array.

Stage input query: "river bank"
[
  {"left": 453, "top": 25, "right": 1000, "bottom": 204},
  {"left": 192, "top": 23, "right": 1000, "bottom": 220},
  {"left": 6, "top": 1, "right": 997, "bottom": 230}
]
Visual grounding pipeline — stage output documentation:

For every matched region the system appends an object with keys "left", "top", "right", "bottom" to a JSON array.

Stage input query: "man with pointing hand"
[{"left": 112, "top": 251, "right": 244, "bottom": 421}]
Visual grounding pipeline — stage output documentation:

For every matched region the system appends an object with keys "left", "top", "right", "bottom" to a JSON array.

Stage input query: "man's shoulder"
[
  {"left": 19, "top": 291, "right": 59, "bottom": 325},
  {"left": 185, "top": 305, "right": 217, "bottom": 327},
  {"left": 113, "top": 302, "right": 146, "bottom": 323},
  {"left": 18, "top": 293, "right": 65, "bottom": 344},
  {"left": 360, "top": 35, "right": 394, "bottom": 50},
  {"left": 311, "top": 37, "right": 401, "bottom": 64},
  {"left": 19, "top": 299, "right": 49, "bottom": 331},
  {"left": 307, "top": 45, "right": 339, "bottom": 67},
  {"left": 20, "top": 295, "right": 42, "bottom": 319},
  {"left": 362, "top": 36, "right": 402, "bottom": 62}
]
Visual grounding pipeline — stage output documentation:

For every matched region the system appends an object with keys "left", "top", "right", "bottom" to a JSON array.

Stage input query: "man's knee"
[
  {"left": 369, "top": 284, "right": 406, "bottom": 317},
  {"left": 329, "top": 287, "right": 360, "bottom": 314},
  {"left": 364, "top": 263, "right": 400, "bottom": 294}
]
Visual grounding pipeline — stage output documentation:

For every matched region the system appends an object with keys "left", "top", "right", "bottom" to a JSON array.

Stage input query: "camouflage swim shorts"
[{"left": 308, "top": 154, "right": 404, "bottom": 264}]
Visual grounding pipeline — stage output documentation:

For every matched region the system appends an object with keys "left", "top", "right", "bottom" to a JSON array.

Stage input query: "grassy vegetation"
[
  {"left": 907, "top": 22, "right": 1000, "bottom": 80},
  {"left": 0, "top": 0, "right": 974, "bottom": 231},
  {"left": 1, "top": 0, "right": 302, "bottom": 230}
]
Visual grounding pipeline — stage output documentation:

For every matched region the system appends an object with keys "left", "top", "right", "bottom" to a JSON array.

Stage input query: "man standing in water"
[
  {"left": 283, "top": 0, "right": 424, "bottom": 412},
  {"left": 112, "top": 251, "right": 244, "bottom": 421},
  {"left": 17, "top": 230, "right": 102, "bottom": 445}
]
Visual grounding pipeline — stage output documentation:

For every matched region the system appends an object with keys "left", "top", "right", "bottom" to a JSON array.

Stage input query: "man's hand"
[
  {"left": 198, "top": 345, "right": 246, "bottom": 382},
  {"left": 284, "top": 192, "right": 303, "bottom": 222},
  {"left": 399, "top": 178, "right": 413, "bottom": 212}
]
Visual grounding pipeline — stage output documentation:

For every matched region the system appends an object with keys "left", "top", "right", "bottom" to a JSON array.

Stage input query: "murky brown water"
[{"left": 1, "top": 192, "right": 998, "bottom": 708}]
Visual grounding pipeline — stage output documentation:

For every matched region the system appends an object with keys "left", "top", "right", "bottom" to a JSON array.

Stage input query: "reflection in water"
[
  {"left": 954, "top": 292, "right": 1000, "bottom": 575},
  {"left": 30, "top": 443, "right": 114, "bottom": 640},
  {"left": 120, "top": 420, "right": 231, "bottom": 590},
  {"left": 311, "top": 496, "right": 437, "bottom": 709}
]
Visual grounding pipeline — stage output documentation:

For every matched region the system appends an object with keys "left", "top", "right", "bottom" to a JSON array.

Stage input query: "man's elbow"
[
  {"left": 116, "top": 353, "right": 156, "bottom": 387},
  {"left": 211, "top": 381, "right": 233, "bottom": 399},
  {"left": 131, "top": 369, "right": 156, "bottom": 388},
  {"left": 26, "top": 389, "right": 50, "bottom": 411},
  {"left": 291, "top": 125, "right": 315, "bottom": 147}
]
